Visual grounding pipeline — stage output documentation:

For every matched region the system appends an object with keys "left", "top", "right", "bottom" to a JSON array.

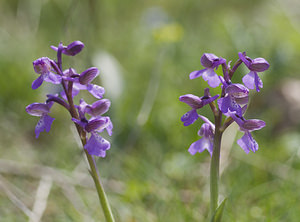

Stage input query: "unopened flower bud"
[{"left": 63, "top": 41, "right": 84, "bottom": 56}]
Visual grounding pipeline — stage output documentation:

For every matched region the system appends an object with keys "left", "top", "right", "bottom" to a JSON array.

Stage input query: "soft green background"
[{"left": 0, "top": 0, "right": 300, "bottom": 221}]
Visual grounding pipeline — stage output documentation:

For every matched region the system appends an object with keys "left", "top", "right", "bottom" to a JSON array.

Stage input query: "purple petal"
[
  {"left": 239, "top": 52, "right": 269, "bottom": 72},
  {"left": 78, "top": 99, "right": 89, "bottom": 114},
  {"left": 202, "top": 68, "right": 221, "bottom": 88},
  {"left": 188, "top": 140, "right": 204, "bottom": 155},
  {"left": 181, "top": 109, "right": 199, "bottom": 126},
  {"left": 87, "top": 84, "right": 105, "bottom": 99},
  {"left": 84, "top": 133, "right": 110, "bottom": 157},
  {"left": 254, "top": 72, "right": 263, "bottom": 92},
  {"left": 212, "top": 57, "right": 226, "bottom": 68},
  {"left": 241, "top": 105, "right": 248, "bottom": 114},
  {"left": 63, "top": 41, "right": 84, "bottom": 56},
  {"left": 188, "top": 138, "right": 213, "bottom": 156},
  {"left": 33, "top": 57, "right": 52, "bottom": 75},
  {"left": 35, "top": 114, "right": 54, "bottom": 138},
  {"left": 26, "top": 103, "right": 51, "bottom": 116},
  {"left": 237, "top": 132, "right": 258, "bottom": 154},
  {"left": 217, "top": 97, "right": 225, "bottom": 113},
  {"left": 225, "top": 84, "right": 249, "bottom": 96},
  {"left": 179, "top": 94, "right": 203, "bottom": 109},
  {"left": 44, "top": 72, "right": 62, "bottom": 84},
  {"left": 74, "top": 82, "right": 87, "bottom": 90},
  {"left": 85, "top": 117, "right": 109, "bottom": 133},
  {"left": 235, "top": 96, "right": 249, "bottom": 106},
  {"left": 32, "top": 75, "right": 44, "bottom": 90},
  {"left": 249, "top": 57, "right": 270, "bottom": 72},
  {"left": 73, "top": 82, "right": 88, "bottom": 97},
  {"left": 200, "top": 53, "right": 219, "bottom": 68},
  {"left": 198, "top": 123, "right": 214, "bottom": 138},
  {"left": 189, "top": 69, "right": 205, "bottom": 79},
  {"left": 79, "top": 67, "right": 99, "bottom": 85},
  {"left": 202, "top": 94, "right": 219, "bottom": 106},
  {"left": 218, "top": 95, "right": 242, "bottom": 116},
  {"left": 238, "top": 52, "right": 251, "bottom": 68},
  {"left": 242, "top": 71, "right": 256, "bottom": 90},
  {"left": 86, "top": 99, "right": 111, "bottom": 116},
  {"left": 242, "top": 119, "right": 266, "bottom": 131},
  {"left": 51, "top": 41, "right": 84, "bottom": 56},
  {"left": 225, "top": 84, "right": 249, "bottom": 105},
  {"left": 105, "top": 117, "right": 113, "bottom": 136},
  {"left": 229, "top": 113, "right": 244, "bottom": 128},
  {"left": 50, "top": 45, "right": 58, "bottom": 52}
]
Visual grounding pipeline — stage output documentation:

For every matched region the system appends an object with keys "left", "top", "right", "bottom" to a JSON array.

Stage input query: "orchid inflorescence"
[
  {"left": 26, "top": 41, "right": 113, "bottom": 157},
  {"left": 180, "top": 52, "right": 269, "bottom": 155}
]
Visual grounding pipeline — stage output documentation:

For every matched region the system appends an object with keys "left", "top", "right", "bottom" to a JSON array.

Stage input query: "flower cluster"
[
  {"left": 26, "top": 41, "right": 113, "bottom": 157},
  {"left": 180, "top": 52, "right": 269, "bottom": 155}
]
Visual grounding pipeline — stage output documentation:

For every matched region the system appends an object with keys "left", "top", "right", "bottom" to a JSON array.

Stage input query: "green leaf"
[{"left": 210, "top": 198, "right": 227, "bottom": 222}]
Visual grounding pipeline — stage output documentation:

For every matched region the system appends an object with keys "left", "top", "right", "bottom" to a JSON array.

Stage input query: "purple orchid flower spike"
[
  {"left": 217, "top": 83, "right": 249, "bottom": 116},
  {"left": 32, "top": 57, "right": 62, "bottom": 89},
  {"left": 179, "top": 88, "right": 219, "bottom": 126},
  {"left": 51, "top": 41, "right": 84, "bottom": 56},
  {"left": 189, "top": 53, "right": 226, "bottom": 88},
  {"left": 188, "top": 122, "right": 214, "bottom": 156},
  {"left": 238, "top": 52, "right": 270, "bottom": 92},
  {"left": 180, "top": 51, "right": 269, "bottom": 219},
  {"left": 230, "top": 113, "right": 266, "bottom": 153},
  {"left": 27, "top": 41, "right": 116, "bottom": 221},
  {"left": 26, "top": 102, "right": 55, "bottom": 138}
]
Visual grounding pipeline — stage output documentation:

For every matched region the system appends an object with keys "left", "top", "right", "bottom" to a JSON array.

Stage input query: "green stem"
[
  {"left": 84, "top": 150, "right": 115, "bottom": 222},
  {"left": 210, "top": 114, "right": 223, "bottom": 217}
]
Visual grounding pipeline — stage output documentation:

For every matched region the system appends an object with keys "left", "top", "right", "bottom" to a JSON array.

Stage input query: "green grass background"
[{"left": 0, "top": 0, "right": 300, "bottom": 221}]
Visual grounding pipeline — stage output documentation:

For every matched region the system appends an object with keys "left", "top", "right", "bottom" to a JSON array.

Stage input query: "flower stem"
[
  {"left": 84, "top": 150, "right": 115, "bottom": 222},
  {"left": 210, "top": 114, "right": 223, "bottom": 217},
  {"left": 56, "top": 50, "right": 115, "bottom": 221}
]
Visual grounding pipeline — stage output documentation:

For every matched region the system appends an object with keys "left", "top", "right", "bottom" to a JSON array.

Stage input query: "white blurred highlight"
[{"left": 92, "top": 51, "right": 124, "bottom": 101}]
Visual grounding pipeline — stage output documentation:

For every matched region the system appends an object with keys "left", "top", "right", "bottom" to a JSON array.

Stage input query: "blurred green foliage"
[{"left": 0, "top": 0, "right": 300, "bottom": 221}]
